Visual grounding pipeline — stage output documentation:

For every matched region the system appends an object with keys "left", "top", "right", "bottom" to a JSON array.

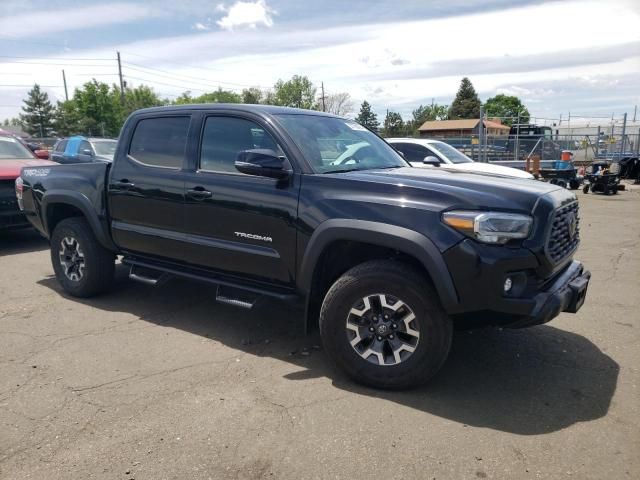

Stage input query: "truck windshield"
[
  {"left": 428, "top": 142, "right": 473, "bottom": 164},
  {"left": 92, "top": 140, "right": 117, "bottom": 158},
  {"left": 0, "top": 136, "right": 34, "bottom": 159},
  {"left": 275, "top": 114, "right": 408, "bottom": 173}
]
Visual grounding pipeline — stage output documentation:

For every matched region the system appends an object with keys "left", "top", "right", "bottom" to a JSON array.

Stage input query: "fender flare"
[
  {"left": 298, "top": 219, "right": 459, "bottom": 313},
  {"left": 41, "top": 191, "right": 117, "bottom": 252}
]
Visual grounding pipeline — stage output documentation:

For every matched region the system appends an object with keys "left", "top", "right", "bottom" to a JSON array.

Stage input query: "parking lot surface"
[{"left": 1, "top": 185, "right": 639, "bottom": 480}]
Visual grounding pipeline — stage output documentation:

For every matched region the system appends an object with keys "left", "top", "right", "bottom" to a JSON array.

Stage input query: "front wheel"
[
  {"left": 50, "top": 217, "right": 115, "bottom": 297},
  {"left": 319, "top": 260, "right": 453, "bottom": 389}
]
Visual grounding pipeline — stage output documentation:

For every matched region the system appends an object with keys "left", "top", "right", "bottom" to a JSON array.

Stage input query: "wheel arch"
[
  {"left": 298, "top": 219, "right": 460, "bottom": 330},
  {"left": 42, "top": 191, "right": 117, "bottom": 252}
]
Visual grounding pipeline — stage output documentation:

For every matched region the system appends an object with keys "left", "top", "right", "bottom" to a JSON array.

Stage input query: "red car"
[{"left": 1, "top": 131, "right": 57, "bottom": 230}]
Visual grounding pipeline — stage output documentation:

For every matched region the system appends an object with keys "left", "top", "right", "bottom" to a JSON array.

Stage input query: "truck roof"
[{"left": 132, "top": 103, "right": 341, "bottom": 118}]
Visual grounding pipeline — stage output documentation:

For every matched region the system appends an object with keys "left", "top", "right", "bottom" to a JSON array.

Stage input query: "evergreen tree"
[
  {"left": 448, "top": 77, "right": 481, "bottom": 119},
  {"left": 19, "top": 84, "right": 55, "bottom": 136},
  {"left": 355, "top": 101, "right": 379, "bottom": 130},
  {"left": 382, "top": 111, "right": 404, "bottom": 137}
]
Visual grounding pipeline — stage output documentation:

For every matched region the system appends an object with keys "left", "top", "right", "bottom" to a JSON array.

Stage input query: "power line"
[
  {"left": 123, "top": 63, "right": 252, "bottom": 92},
  {"left": 0, "top": 55, "right": 112, "bottom": 61},
  {"left": 122, "top": 52, "right": 270, "bottom": 89},
  {"left": 0, "top": 84, "right": 64, "bottom": 88}
]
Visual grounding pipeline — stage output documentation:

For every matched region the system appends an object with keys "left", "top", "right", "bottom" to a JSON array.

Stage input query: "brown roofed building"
[{"left": 418, "top": 118, "right": 510, "bottom": 137}]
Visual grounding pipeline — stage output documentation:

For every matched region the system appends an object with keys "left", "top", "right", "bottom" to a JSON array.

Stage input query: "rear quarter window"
[{"left": 128, "top": 116, "right": 190, "bottom": 168}]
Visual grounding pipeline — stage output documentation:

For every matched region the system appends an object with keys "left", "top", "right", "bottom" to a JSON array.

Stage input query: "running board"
[
  {"left": 215, "top": 285, "right": 257, "bottom": 309},
  {"left": 129, "top": 265, "right": 168, "bottom": 286}
]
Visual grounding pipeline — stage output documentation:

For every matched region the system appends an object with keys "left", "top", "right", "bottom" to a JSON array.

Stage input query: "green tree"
[
  {"left": 448, "top": 77, "right": 481, "bottom": 119},
  {"left": 124, "top": 84, "right": 163, "bottom": 115},
  {"left": 174, "top": 91, "right": 195, "bottom": 105},
  {"left": 241, "top": 87, "right": 263, "bottom": 104},
  {"left": 196, "top": 88, "right": 242, "bottom": 104},
  {"left": 382, "top": 111, "right": 404, "bottom": 137},
  {"left": 19, "top": 84, "right": 56, "bottom": 136},
  {"left": 53, "top": 100, "right": 82, "bottom": 136},
  {"left": 354, "top": 101, "right": 379, "bottom": 130},
  {"left": 69, "top": 80, "right": 124, "bottom": 136},
  {"left": 272, "top": 75, "right": 317, "bottom": 109},
  {"left": 483, "top": 94, "right": 530, "bottom": 125},
  {"left": 405, "top": 103, "right": 449, "bottom": 136}
]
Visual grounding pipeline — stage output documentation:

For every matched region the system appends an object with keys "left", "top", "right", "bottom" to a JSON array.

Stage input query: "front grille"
[
  {"left": 0, "top": 180, "right": 18, "bottom": 212},
  {"left": 546, "top": 201, "right": 580, "bottom": 263}
]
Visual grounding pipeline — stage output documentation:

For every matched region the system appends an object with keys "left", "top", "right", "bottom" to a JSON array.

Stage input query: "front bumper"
[
  {"left": 443, "top": 239, "right": 590, "bottom": 328},
  {"left": 505, "top": 260, "right": 590, "bottom": 328}
]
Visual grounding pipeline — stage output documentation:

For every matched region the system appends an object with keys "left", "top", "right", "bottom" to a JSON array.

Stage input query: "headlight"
[{"left": 443, "top": 210, "right": 532, "bottom": 244}]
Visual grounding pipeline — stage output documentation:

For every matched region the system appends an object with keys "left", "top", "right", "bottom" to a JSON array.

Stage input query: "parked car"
[
  {"left": 51, "top": 136, "right": 117, "bottom": 164},
  {"left": 387, "top": 138, "right": 535, "bottom": 179},
  {"left": 18, "top": 105, "right": 590, "bottom": 389},
  {"left": 1, "top": 132, "right": 57, "bottom": 230}
]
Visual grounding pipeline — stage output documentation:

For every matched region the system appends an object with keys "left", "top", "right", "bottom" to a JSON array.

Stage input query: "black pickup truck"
[{"left": 17, "top": 104, "right": 590, "bottom": 389}]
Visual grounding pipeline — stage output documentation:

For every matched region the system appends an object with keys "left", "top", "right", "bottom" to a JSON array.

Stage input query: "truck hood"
[
  {"left": 329, "top": 167, "right": 563, "bottom": 213},
  {"left": 412, "top": 161, "right": 534, "bottom": 179},
  {"left": 0, "top": 159, "right": 57, "bottom": 180}
]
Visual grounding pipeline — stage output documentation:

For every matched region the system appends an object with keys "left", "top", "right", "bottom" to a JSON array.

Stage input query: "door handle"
[
  {"left": 112, "top": 179, "right": 135, "bottom": 189},
  {"left": 186, "top": 187, "right": 213, "bottom": 200}
]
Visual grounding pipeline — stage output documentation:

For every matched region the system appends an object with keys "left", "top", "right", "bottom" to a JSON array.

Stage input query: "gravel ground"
[{"left": 1, "top": 183, "right": 638, "bottom": 480}]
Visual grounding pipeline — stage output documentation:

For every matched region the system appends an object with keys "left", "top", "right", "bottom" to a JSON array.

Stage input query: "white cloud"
[
  {"left": 0, "top": 3, "right": 155, "bottom": 38},
  {"left": 216, "top": 0, "right": 275, "bottom": 30},
  {"left": 192, "top": 22, "right": 210, "bottom": 31}
]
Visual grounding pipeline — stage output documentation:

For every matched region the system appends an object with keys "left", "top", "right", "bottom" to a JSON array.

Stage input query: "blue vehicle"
[{"left": 51, "top": 136, "right": 117, "bottom": 164}]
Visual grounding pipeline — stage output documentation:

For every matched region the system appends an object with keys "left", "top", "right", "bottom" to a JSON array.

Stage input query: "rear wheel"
[
  {"left": 582, "top": 184, "right": 590, "bottom": 194},
  {"left": 50, "top": 217, "right": 115, "bottom": 297},
  {"left": 319, "top": 260, "right": 453, "bottom": 389}
]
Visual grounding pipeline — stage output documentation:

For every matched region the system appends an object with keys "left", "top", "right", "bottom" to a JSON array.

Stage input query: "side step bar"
[
  {"left": 128, "top": 265, "right": 169, "bottom": 286},
  {"left": 125, "top": 262, "right": 275, "bottom": 310},
  {"left": 215, "top": 285, "right": 256, "bottom": 309}
]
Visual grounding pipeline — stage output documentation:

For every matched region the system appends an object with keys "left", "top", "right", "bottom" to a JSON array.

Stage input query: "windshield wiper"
[{"left": 322, "top": 168, "right": 362, "bottom": 174}]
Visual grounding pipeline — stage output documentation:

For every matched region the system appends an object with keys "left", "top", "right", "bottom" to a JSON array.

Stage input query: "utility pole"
[
  {"left": 633, "top": 105, "right": 637, "bottom": 123},
  {"left": 478, "top": 105, "right": 484, "bottom": 163},
  {"left": 62, "top": 69, "right": 68, "bottom": 101},
  {"left": 117, "top": 51, "right": 125, "bottom": 105},
  {"left": 320, "top": 82, "right": 326, "bottom": 112},
  {"left": 619, "top": 112, "right": 627, "bottom": 157}
]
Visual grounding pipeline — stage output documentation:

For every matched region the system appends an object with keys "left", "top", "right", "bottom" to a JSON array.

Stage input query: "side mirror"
[
  {"left": 34, "top": 149, "right": 50, "bottom": 160},
  {"left": 81, "top": 148, "right": 94, "bottom": 156},
  {"left": 423, "top": 155, "right": 441, "bottom": 166},
  {"left": 235, "top": 149, "right": 290, "bottom": 179}
]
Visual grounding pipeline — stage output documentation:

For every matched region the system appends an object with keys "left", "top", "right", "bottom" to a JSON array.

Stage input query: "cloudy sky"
[{"left": 1, "top": 0, "right": 639, "bottom": 124}]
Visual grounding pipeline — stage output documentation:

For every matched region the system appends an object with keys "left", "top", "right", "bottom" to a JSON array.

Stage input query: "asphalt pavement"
[{"left": 1, "top": 184, "right": 638, "bottom": 479}]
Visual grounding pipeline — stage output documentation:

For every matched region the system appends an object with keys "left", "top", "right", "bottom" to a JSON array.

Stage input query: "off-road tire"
[
  {"left": 50, "top": 217, "right": 115, "bottom": 297},
  {"left": 319, "top": 259, "right": 453, "bottom": 389}
]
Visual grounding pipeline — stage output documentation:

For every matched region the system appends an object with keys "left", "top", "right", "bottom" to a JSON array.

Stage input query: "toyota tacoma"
[{"left": 17, "top": 105, "right": 590, "bottom": 389}]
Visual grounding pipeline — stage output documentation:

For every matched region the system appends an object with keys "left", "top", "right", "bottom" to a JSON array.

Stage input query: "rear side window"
[
  {"left": 55, "top": 140, "right": 67, "bottom": 152},
  {"left": 129, "top": 116, "right": 190, "bottom": 168}
]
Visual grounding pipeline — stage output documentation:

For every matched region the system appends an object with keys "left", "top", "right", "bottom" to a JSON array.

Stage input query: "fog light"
[{"left": 504, "top": 277, "right": 513, "bottom": 293}]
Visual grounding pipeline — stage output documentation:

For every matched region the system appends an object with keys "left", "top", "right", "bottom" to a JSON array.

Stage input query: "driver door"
[{"left": 181, "top": 114, "right": 299, "bottom": 286}]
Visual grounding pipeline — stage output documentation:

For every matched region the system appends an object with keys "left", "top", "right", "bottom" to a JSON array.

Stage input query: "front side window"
[
  {"left": 199, "top": 116, "right": 281, "bottom": 173},
  {"left": 78, "top": 140, "right": 92, "bottom": 155},
  {"left": 393, "top": 143, "right": 430, "bottom": 163},
  {"left": 129, "top": 116, "right": 190, "bottom": 168},
  {"left": 275, "top": 114, "right": 408, "bottom": 173}
]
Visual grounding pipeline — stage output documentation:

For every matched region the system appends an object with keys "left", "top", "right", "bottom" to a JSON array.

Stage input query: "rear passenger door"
[
  {"left": 51, "top": 140, "right": 67, "bottom": 163},
  {"left": 181, "top": 114, "right": 299, "bottom": 285},
  {"left": 108, "top": 115, "right": 192, "bottom": 262}
]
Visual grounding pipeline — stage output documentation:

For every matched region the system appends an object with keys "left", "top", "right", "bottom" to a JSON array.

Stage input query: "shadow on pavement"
[
  {"left": 0, "top": 228, "right": 49, "bottom": 256},
  {"left": 38, "top": 264, "right": 619, "bottom": 436}
]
